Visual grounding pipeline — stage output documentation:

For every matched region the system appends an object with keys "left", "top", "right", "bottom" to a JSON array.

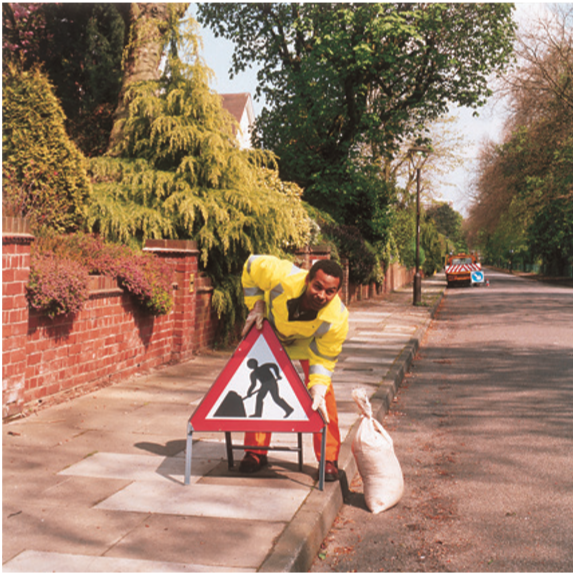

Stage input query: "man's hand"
[
  {"left": 242, "top": 300, "right": 265, "bottom": 337},
  {"left": 310, "top": 384, "right": 330, "bottom": 424}
]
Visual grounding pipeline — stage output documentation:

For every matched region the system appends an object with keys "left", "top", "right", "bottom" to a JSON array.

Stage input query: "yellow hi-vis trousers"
[{"left": 243, "top": 360, "right": 341, "bottom": 462}]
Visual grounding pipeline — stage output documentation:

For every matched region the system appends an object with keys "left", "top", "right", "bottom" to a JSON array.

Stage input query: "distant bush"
[
  {"left": 321, "top": 223, "right": 380, "bottom": 285},
  {"left": 28, "top": 234, "right": 174, "bottom": 317}
]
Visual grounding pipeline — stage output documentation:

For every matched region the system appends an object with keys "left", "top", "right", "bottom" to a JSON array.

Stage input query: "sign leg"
[
  {"left": 225, "top": 432, "right": 235, "bottom": 470},
  {"left": 297, "top": 433, "right": 303, "bottom": 471},
  {"left": 184, "top": 423, "right": 193, "bottom": 486},
  {"left": 319, "top": 426, "right": 326, "bottom": 491}
]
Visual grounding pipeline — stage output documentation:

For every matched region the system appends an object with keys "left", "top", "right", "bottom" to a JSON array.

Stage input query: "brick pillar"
[
  {"left": 2, "top": 218, "right": 34, "bottom": 419},
  {"left": 144, "top": 239, "right": 199, "bottom": 362},
  {"left": 194, "top": 273, "right": 218, "bottom": 352},
  {"left": 294, "top": 244, "right": 331, "bottom": 270},
  {"left": 340, "top": 258, "right": 349, "bottom": 306}
]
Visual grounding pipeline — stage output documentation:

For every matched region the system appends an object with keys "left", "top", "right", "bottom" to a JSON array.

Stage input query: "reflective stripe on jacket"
[{"left": 242, "top": 255, "right": 348, "bottom": 389}]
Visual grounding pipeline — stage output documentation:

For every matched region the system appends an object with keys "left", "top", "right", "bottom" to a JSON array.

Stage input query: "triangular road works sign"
[{"left": 190, "top": 320, "right": 325, "bottom": 433}]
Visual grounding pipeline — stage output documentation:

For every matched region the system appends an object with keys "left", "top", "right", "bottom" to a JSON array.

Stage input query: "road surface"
[{"left": 310, "top": 269, "right": 573, "bottom": 572}]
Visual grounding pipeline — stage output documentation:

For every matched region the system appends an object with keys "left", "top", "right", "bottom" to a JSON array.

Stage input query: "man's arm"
[
  {"left": 241, "top": 255, "right": 299, "bottom": 336},
  {"left": 246, "top": 372, "right": 258, "bottom": 398}
]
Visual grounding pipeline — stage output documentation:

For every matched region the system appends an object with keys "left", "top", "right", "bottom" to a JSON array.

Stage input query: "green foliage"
[
  {"left": 29, "top": 233, "right": 174, "bottom": 317},
  {"left": 528, "top": 197, "right": 573, "bottom": 276},
  {"left": 320, "top": 223, "right": 380, "bottom": 285},
  {"left": 2, "top": 63, "right": 91, "bottom": 234},
  {"left": 388, "top": 206, "right": 417, "bottom": 269},
  {"left": 467, "top": 6, "right": 572, "bottom": 274},
  {"left": 88, "top": 25, "right": 312, "bottom": 340},
  {"left": 426, "top": 202, "right": 467, "bottom": 253},
  {"left": 420, "top": 216, "right": 445, "bottom": 276},
  {"left": 3, "top": 3, "right": 127, "bottom": 156},
  {"left": 198, "top": 3, "right": 516, "bottom": 242}
]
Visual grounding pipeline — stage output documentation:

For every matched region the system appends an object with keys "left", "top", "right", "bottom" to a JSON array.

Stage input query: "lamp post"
[{"left": 408, "top": 146, "right": 431, "bottom": 306}]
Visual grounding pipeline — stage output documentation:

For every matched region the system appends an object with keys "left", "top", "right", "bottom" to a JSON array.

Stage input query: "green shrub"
[
  {"left": 2, "top": 63, "right": 91, "bottom": 234},
  {"left": 321, "top": 223, "right": 380, "bottom": 285}
]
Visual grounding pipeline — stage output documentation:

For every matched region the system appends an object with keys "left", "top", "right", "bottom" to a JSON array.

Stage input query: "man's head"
[{"left": 302, "top": 260, "right": 344, "bottom": 312}]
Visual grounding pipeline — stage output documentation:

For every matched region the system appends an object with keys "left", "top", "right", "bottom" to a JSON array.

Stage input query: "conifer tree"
[
  {"left": 89, "top": 17, "right": 312, "bottom": 332},
  {"left": 2, "top": 63, "right": 91, "bottom": 233}
]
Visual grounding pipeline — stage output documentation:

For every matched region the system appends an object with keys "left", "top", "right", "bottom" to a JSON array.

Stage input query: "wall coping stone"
[
  {"left": 144, "top": 239, "right": 199, "bottom": 254},
  {"left": 2, "top": 233, "right": 35, "bottom": 245}
]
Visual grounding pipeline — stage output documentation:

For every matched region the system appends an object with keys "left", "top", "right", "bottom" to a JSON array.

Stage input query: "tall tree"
[
  {"left": 426, "top": 203, "right": 465, "bottom": 250},
  {"left": 467, "top": 4, "right": 573, "bottom": 273},
  {"left": 197, "top": 3, "right": 516, "bottom": 242},
  {"left": 107, "top": 3, "right": 189, "bottom": 153}
]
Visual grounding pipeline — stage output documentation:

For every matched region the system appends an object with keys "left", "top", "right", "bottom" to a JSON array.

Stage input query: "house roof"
[{"left": 220, "top": 93, "right": 253, "bottom": 125}]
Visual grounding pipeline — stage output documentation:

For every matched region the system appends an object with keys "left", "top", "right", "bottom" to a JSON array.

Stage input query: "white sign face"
[{"left": 206, "top": 336, "right": 309, "bottom": 422}]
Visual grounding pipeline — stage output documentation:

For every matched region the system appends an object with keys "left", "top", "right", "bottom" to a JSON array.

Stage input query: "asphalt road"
[{"left": 310, "top": 269, "right": 573, "bottom": 572}]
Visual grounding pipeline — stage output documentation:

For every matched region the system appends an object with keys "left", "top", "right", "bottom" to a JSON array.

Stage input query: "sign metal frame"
[{"left": 185, "top": 320, "right": 327, "bottom": 489}]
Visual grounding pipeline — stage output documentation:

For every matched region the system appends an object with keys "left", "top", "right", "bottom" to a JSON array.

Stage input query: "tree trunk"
[{"left": 107, "top": 3, "right": 188, "bottom": 154}]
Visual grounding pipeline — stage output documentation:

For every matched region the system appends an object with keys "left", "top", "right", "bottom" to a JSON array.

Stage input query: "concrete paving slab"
[
  {"left": 2, "top": 418, "right": 92, "bottom": 448},
  {"left": 54, "top": 428, "right": 187, "bottom": 457},
  {"left": 59, "top": 452, "right": 221, "bottom": 484},
  {"left": 343, "top": 340, "right": 406, "bottom": 350},
  {"left": 343, "top": 354, "right": 394, "bottom": 365},
  {"left": 10, "top": 475, "right": 131, "bottom": 511},
  {"left": 3, "top": 443, "right": 97, "bottom": 476},
  {"left": 3, "top": 550, "right": 252, "bottom": 573},
  {"left": 96, "top": 480, "right": 310, "bottom": 521},
  {"left": 105, "top": 513, "right": 284, "bottom": 569},
  {"left": 87, "top": 385, "right": 206, "bottom": 406},
  {"left": 2, "top": 506, "right": 148, "bottom": 563},
  {"left": 354, "top": 329, "right": 410, "bottom": 337},
  {"left": 125, "top": 402, "right": 198, "bottom": 435},
  {"left": 348, "top": 317, "right": 390, "bottom": 324}
]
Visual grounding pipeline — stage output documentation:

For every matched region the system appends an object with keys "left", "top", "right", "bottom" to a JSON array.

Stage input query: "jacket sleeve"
[
  {"left": 307, "top": 304, "right": 349, "bottom": 389},
  {"left": 242, "top": 254, "right": 295, "bottom": 310}
]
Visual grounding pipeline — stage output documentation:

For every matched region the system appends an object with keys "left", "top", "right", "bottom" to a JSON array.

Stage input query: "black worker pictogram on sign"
[{"left": 189, "top": 320, "right": 324, "bottom": 433}]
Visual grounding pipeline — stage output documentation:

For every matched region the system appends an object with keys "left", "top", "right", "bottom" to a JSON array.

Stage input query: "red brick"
[
  {"left": 27, "top": 352, "right": 42, "bottom": 366},
  {"left": 3, "top": 282, "right": 23, "bottom": 297}
]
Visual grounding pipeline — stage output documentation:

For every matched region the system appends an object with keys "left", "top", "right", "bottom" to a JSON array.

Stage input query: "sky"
[{"left": 190, "top": 3, "right": 550, "bottom": 217}]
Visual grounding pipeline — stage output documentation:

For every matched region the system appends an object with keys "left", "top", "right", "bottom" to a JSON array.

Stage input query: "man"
[{"left": 240, "top": 254, "right": 349, "bottom": 481}]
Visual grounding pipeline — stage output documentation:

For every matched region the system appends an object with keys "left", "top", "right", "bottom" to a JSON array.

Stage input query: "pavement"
[{"left": 3, "top": 273, "right": 446, "bottom": 573}]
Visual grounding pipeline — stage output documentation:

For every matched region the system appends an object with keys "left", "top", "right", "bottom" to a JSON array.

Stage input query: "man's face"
[{"left": 302, "top": 269, "right": 341, "bottom": 312}]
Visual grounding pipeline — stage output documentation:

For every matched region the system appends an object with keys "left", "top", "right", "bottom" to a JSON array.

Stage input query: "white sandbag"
[{"left": 351, "top": 388, "right": 404, "bottom": 514}]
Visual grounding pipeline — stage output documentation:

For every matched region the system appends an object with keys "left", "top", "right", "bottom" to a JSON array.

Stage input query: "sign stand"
[
  {"left": 184, "top": 320, "right": 327, "bottom": 490},
  {"left": 185, "top": 424, "right": 326, "bottom": 490}
]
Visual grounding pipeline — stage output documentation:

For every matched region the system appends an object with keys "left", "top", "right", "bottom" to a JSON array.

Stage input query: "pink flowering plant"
[
  {"left": 27, "top": 255, "right": 90, "bottom": 318},
  {"left": 27, "top": 233, "right": 174, "bottom": 317}
]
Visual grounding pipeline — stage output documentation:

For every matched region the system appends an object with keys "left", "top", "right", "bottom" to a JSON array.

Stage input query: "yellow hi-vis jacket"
[{"left": 242, "top": 255, "right": 349, "bottom": 390}]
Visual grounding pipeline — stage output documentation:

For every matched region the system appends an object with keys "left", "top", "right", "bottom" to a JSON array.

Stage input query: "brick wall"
[
  {"left": 2, "top": 231, "right": 215, "bottom": 419},
  {"left": 24, "top": 283, "right": 175, "bottom": 409},
  {"left": 2, "top": 226, "right": 416, "bottom": 419}
]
